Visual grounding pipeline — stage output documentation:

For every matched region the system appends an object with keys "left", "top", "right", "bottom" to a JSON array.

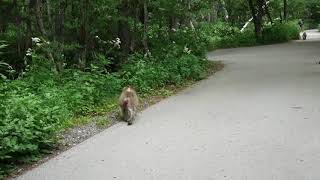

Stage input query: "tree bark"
[
  {"left": 220, "top": 0, "right": 229, "bottom": 21},
  {"left": 26, "top": 0, "right": 33, "bottom": 48},
  {"left": 118, "top": 1, "right": 132, "bottom": 62},
  {"left": 78, "top": 0, "right": 89, "bottom": 69},
  {"left": 248, "top": 0, "right": 262, "bottom": 39},
  {"left": 211, "top": 1, "right": 218, "bottom": 22},
  {"left": 35, "top": 0, "right": 46, "bottom": 36},
  {"left": 142, "top": 0, "right": 149, "bottom": 52},
  {"left": 46, "top": 0, "right": 53, "bottom": 36},
  {"left": 55, "top": 0, "right": 67, "bottom": 39},
  {"left": 283, "top": 0, "right": 287, "bottom": 22},
  {"left": 264, "top": 0, "right": 273, "bottom": 24}
]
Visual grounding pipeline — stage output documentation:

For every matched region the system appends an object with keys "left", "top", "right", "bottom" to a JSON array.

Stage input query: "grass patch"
[
  {"left": 6, "top": 61, "right": 224, "bottom": 180},
  {"left": 95, "top": 117, "right": 111, "bottom": 128}
]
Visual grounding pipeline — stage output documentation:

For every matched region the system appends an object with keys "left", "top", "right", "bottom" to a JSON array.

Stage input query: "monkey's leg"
[
  {"left": 123, "top": 108, "right": 130, "bottom": 122},
  {"left": 127, "top": 109, "right": 134, "bottom": 126}
]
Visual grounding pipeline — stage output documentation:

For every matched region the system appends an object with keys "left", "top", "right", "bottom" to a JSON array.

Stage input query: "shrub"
[
  {"left": 286, "top": 22, "right": 300, "bottom": 40},
  {"left": 149, "top": 25, "right": 208, "bottom": 58},
  {"left": 164, "top": 54, "right": 205, "bottom": 84},
  {"left": 199, "top": 22, "right": 257, "bottom": 49},
  {"left": 121, "top": 54, "right": 170, "bottom": 92},
  {"left": 121, "top": 46, "right": 206, "bottom": 93},
  {"left": 213, "top": 31, "right": 257, "bottom": 49},
  {"left": 262, "top": 22, "right": 300, "bottom": 44},
  {"left": 0, "top": 67, "right": 122, "bottom": 172}
]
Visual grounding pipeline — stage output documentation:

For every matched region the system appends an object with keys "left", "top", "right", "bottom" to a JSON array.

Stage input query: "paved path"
[{"left": 17, "top": 30, "right": 320, "bottom": 180}]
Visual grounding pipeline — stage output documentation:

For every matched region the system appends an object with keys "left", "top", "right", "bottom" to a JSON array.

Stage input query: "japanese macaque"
[
  {"left": 119, "top": 87, "right": 139, "bottom": 125},
  {"left": 302, "top": 32, "right": 307, "bottom": 40}
]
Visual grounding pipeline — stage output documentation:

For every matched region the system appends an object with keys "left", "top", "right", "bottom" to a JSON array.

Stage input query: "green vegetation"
[
  {"left": 262, "top": 22, "right": 300, "bottom": 43},
  {"left": 200, "top": 22, "right": 257, "bottom": 49},
  {"left": 0, "top": 0, "right": 319, "bottom": 177}
]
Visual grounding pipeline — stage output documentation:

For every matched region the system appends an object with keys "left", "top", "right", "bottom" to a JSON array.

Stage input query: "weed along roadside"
[{"left": 4, "top": 60, "right": 224, "bottom": 179}]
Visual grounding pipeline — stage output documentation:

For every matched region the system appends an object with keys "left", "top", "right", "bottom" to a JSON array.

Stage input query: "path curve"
[{"left": 17, "top": 30, "right": 320, "bottom": 180}]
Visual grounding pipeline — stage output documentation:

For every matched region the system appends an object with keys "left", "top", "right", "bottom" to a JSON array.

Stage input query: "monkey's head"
[{"left": 123, "top": 86, "right": 135, "bottom": 91}]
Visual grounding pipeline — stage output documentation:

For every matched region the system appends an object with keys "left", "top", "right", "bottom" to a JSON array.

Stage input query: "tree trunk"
[
  {"left": 264, "top": 0, "right": 273, "bottom": 24},
  {"left": 283, "top": 0, "right": 287, "bottom": 22},
  {"left": 211, "top": 1, "right": 218, "bottom": 22},
  {"left": 26, "top": 0, "right": 33, "bottom": 48},
  {"left": 55, "top": 0, "right": 67, "bottom": 40},
  {"left": 46, "top": 0, "right": 53, "bottom": 37},
  {"left": 118, "top": 1, "right": 132, "bottom": 63},
  {"left": 220, "top": 0, "right": 229, "bottom": 21},
  {"left": 188, "top": 0, "right": 195, "bottom": 30},
  {"left": 35, "top": 0, "right": 46, "bottom": 36},
  {"left": 257, "top": 0, "right": 264, "bottom": 38},
  {"left": 0, "top": 18, "right": 2, "bottom": 33},
  {"left": 142, "top": 0, "right": 149, "bottom": 52},
  {"left": 248, "top": 0, "right": 262, "bottom": 39},
  {"left": 78, "top": 0, "right": 89, "bottom": 69}
]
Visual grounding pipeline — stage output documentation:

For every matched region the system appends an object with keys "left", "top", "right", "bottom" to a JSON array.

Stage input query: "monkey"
[
  {"left": 302, "top": 32, "right": 307, "bottom": 40},
  {"left": 119, "top": 86, "right": 139, "bottom": 125}
]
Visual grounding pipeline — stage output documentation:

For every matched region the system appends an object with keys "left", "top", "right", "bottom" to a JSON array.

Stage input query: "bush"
[
  {"left": 199, "top": 22, "right": 257, "bottom": 49},
  {"left": 121, "top": 54, "right": 170, "bottom": 92},
  {"left": 149, "top": 25, "right": 208, "bottom": 58},
  {"left": 286, "top": 22, "right": 300, "bottom": 40},
  {"left": 121, "top": 45, "right": 206, "bottom": 93},
  {"left": 0, "top": 31, "right": 209, "bottom": 174},
  {"left": 262, "top": 22, "right": 300, "bottom": 44},
  {"left": 0, "top": 67, "right": 122, "bottom": 172},
  {"left": 164, "top": 54, "right": 205, "bottom": 84},
  {"left": 213, "top": 31, "right": 257, "bottom": 49}
]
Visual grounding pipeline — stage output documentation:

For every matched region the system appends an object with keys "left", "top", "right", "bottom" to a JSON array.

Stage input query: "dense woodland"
[{"left": 1, "top": 0, "right": 320, "bottom": 177}]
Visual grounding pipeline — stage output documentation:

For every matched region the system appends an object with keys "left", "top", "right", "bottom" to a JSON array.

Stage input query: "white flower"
[
  {"left": 31, "top": 37, "right": 41, "bottom": 43},
  {"left": 114, "top": 38, "right": 121, "bottom": 49},
  {"left": 107, "top": 38, "right": 121, "bottom": 49},
  {"left": 172, "top": 28, "right": 177, "bottom": 32},
  {"left": 183, "top": 46, "right": 192, "bottom": 54},
  {"left": 26, "top": 48, "right": 32, "bottom": 56},
  {"left": 144, "top": 50, "right": 151, "bottom": 57}
]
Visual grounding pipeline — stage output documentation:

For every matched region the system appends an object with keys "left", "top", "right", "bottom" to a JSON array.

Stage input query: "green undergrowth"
[
  {"left": 262, "top": 21, "right": 300, "bottom": 43},
  {"left": 201, "top": 21, "right": 300, "bottom": 50},
  {"left": 0, "top": 38, "right": 218, "bottom": 178},
  {"left": 0, "top": 20, "right": 297, "bottom": 178}
]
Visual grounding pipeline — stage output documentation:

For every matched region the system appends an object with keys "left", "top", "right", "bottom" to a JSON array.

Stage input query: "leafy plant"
[{"left": 262, "top": 22, "right": 299, "bottom": 44}]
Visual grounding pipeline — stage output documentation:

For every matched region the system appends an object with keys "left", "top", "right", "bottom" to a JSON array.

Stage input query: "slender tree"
[
  {"left": 143, "top": 0, "right": 149, "bottom": 52},
  {"left": 283, "top": 0, "right": 288, "bottom": 22},
  {"left": 248, "top": 0, "right": 263, "bottom": 39}
]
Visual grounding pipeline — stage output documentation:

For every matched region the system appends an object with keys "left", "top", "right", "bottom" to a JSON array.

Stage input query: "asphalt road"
[{"left": 17, "top": 30, "right": 320, "bottom": 180}]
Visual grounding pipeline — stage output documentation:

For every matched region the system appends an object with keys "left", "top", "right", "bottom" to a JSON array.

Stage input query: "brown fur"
[{"left": 119, "top": 86, "right": 139, "bottom": 125}]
